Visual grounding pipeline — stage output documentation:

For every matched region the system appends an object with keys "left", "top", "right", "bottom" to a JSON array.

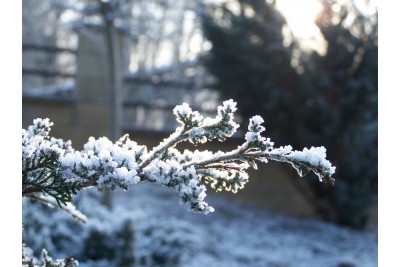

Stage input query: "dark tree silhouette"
[{"left": 201, "top": 0, "right": 377, "bottom": 229}]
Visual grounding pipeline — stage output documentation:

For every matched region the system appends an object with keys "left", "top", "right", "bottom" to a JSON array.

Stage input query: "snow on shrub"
[{"left": 23, "top": 189, "right": 202, "bottom": 267}]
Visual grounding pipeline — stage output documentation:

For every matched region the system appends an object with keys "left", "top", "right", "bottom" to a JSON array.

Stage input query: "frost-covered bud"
[
  {"left": 245, "top": 116, "right": 273, "bottom": 150},
  {"left": 245, "top": 132, "right": 260, "bottom": 142},
  {"left": 145, "top": 159, "right": 174, "bottom": 184},
  {"left": 189, "top": 127, "right": 207, "bottom": 145},
  {"left": 60, "top": 151, "right": 81, "bottom": 169},
  {"left": 111, "top": 167, "right": 140, "bottom": 189},
  {"left": 176, "top": 166, "right": 215, "bottom": 214},
  {"left": 200, "top": 168, "right": 249, "bottom": 193},
  {"left": 248, "top": 115, "right": 265, "bottom": 133},
  {"left": 173, "top": 103, "right": 203, "bottom": 132},
  {"left": 173, "top": 102, "right": 192, "bottom": 117},
  {"left": 205, "top": 99, "right": 239, "bottom": 141},
  {"left": 286, "top": 146, "right": 336, "bottom": 184},
  {"left": 84, "top": 136, "right": 113, "bottom": 154},
  {"left": 50, "top": 137, "right": 73, "bottom": 154},
  {"left": 221, "top": 99, "right": 237, "bottom": 113},
  {"left": 30, "top": 118, "right": 54, "bottom": 137}
]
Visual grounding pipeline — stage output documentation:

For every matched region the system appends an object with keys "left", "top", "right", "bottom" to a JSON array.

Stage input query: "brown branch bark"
[{"left": 22, "top": 186, "right": 42, "bottom": 195}]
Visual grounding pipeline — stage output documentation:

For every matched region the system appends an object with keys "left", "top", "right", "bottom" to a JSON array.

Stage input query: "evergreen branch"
[
  {"left": 184, "top": 148, "right": 246, "bottom": 169},
  {"left": 196, "top": 163, "right": 246, "bottom": 172},
  {"left": 139, "top": 131, "right": 189, "bottom": 171},
  {"left": 22, "top": 101, "right": 335, "bottom": 215},
  {"left": 27, "top": 193, "right": 87, "bottom": 223},
  {"left": 22, "top": 186, "right": 43, "bottom": 195}
]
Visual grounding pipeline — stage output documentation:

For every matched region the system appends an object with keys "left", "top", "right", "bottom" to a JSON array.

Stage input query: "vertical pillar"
[
  {"left": 75, "top": 23, "right": 129, "bottom": 208},
  {"left": 75, "top": 25, "right": 128, "bottom": 140}
]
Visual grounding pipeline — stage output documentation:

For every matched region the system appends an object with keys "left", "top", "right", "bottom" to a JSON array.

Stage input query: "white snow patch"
[{"left": 111, "top": 183, "right": 377, "bottom": 267}]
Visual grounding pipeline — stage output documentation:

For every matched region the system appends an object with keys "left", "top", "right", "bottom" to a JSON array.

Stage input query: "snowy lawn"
[
  {"left": 111, "top": 183, "right": 377, "bottom": 267},
  {"left": 23, "top": 181, "right": 377, "bottom": 267}
]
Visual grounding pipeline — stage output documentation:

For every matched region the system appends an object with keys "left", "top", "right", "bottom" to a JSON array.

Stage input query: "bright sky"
[
  {"left": 275, "top": 0, "right": 327, "bottom": 54},
  {"left": 276, "top": 0, "right": 377, "bottom": 53},
  {"left": 201, "top": 0, "right": 327, "bottom": 54},
  {"left": 276, "top": 0, "right": 323, "bottom": 39}
]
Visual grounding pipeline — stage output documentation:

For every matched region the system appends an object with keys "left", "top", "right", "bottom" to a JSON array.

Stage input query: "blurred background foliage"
[{"left": 201, "top": 0, "right": 377, "bottom": 229}]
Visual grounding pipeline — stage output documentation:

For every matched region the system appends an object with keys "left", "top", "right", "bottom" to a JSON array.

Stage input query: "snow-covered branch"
[
  {"left": 28, "top": 193, "right": 88, "bottom": 223},
  {"left": 22, "top": 100, "right": 335, "bottom": 215}
]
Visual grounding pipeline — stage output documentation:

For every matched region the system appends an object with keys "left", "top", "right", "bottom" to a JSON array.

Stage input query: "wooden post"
[
  {"left": 75, "top": 1, "right": 128, "bottom": 209},
  {"left": 99, "top": 1, "right": 124, "bottom": 209},
  {"left": 103, "top": 15, "right": 123, "bottom": 142}
]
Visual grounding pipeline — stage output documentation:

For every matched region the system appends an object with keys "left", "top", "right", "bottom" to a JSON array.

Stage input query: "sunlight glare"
[{"left": 276, "top": 0, "right": 323, "bottom": 39}]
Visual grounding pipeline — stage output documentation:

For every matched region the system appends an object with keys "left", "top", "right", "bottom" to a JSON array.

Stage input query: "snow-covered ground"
[
  {"left": 111, "top": 183, "right": 377, "bottom": 267},
  {"left": 23, "top": 182, "right": 377, "bottom": 267}
]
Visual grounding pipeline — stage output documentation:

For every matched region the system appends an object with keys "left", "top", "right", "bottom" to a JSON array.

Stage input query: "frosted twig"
[{"left": 22, "top": 100, "right": 335, "bottom": 215}]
